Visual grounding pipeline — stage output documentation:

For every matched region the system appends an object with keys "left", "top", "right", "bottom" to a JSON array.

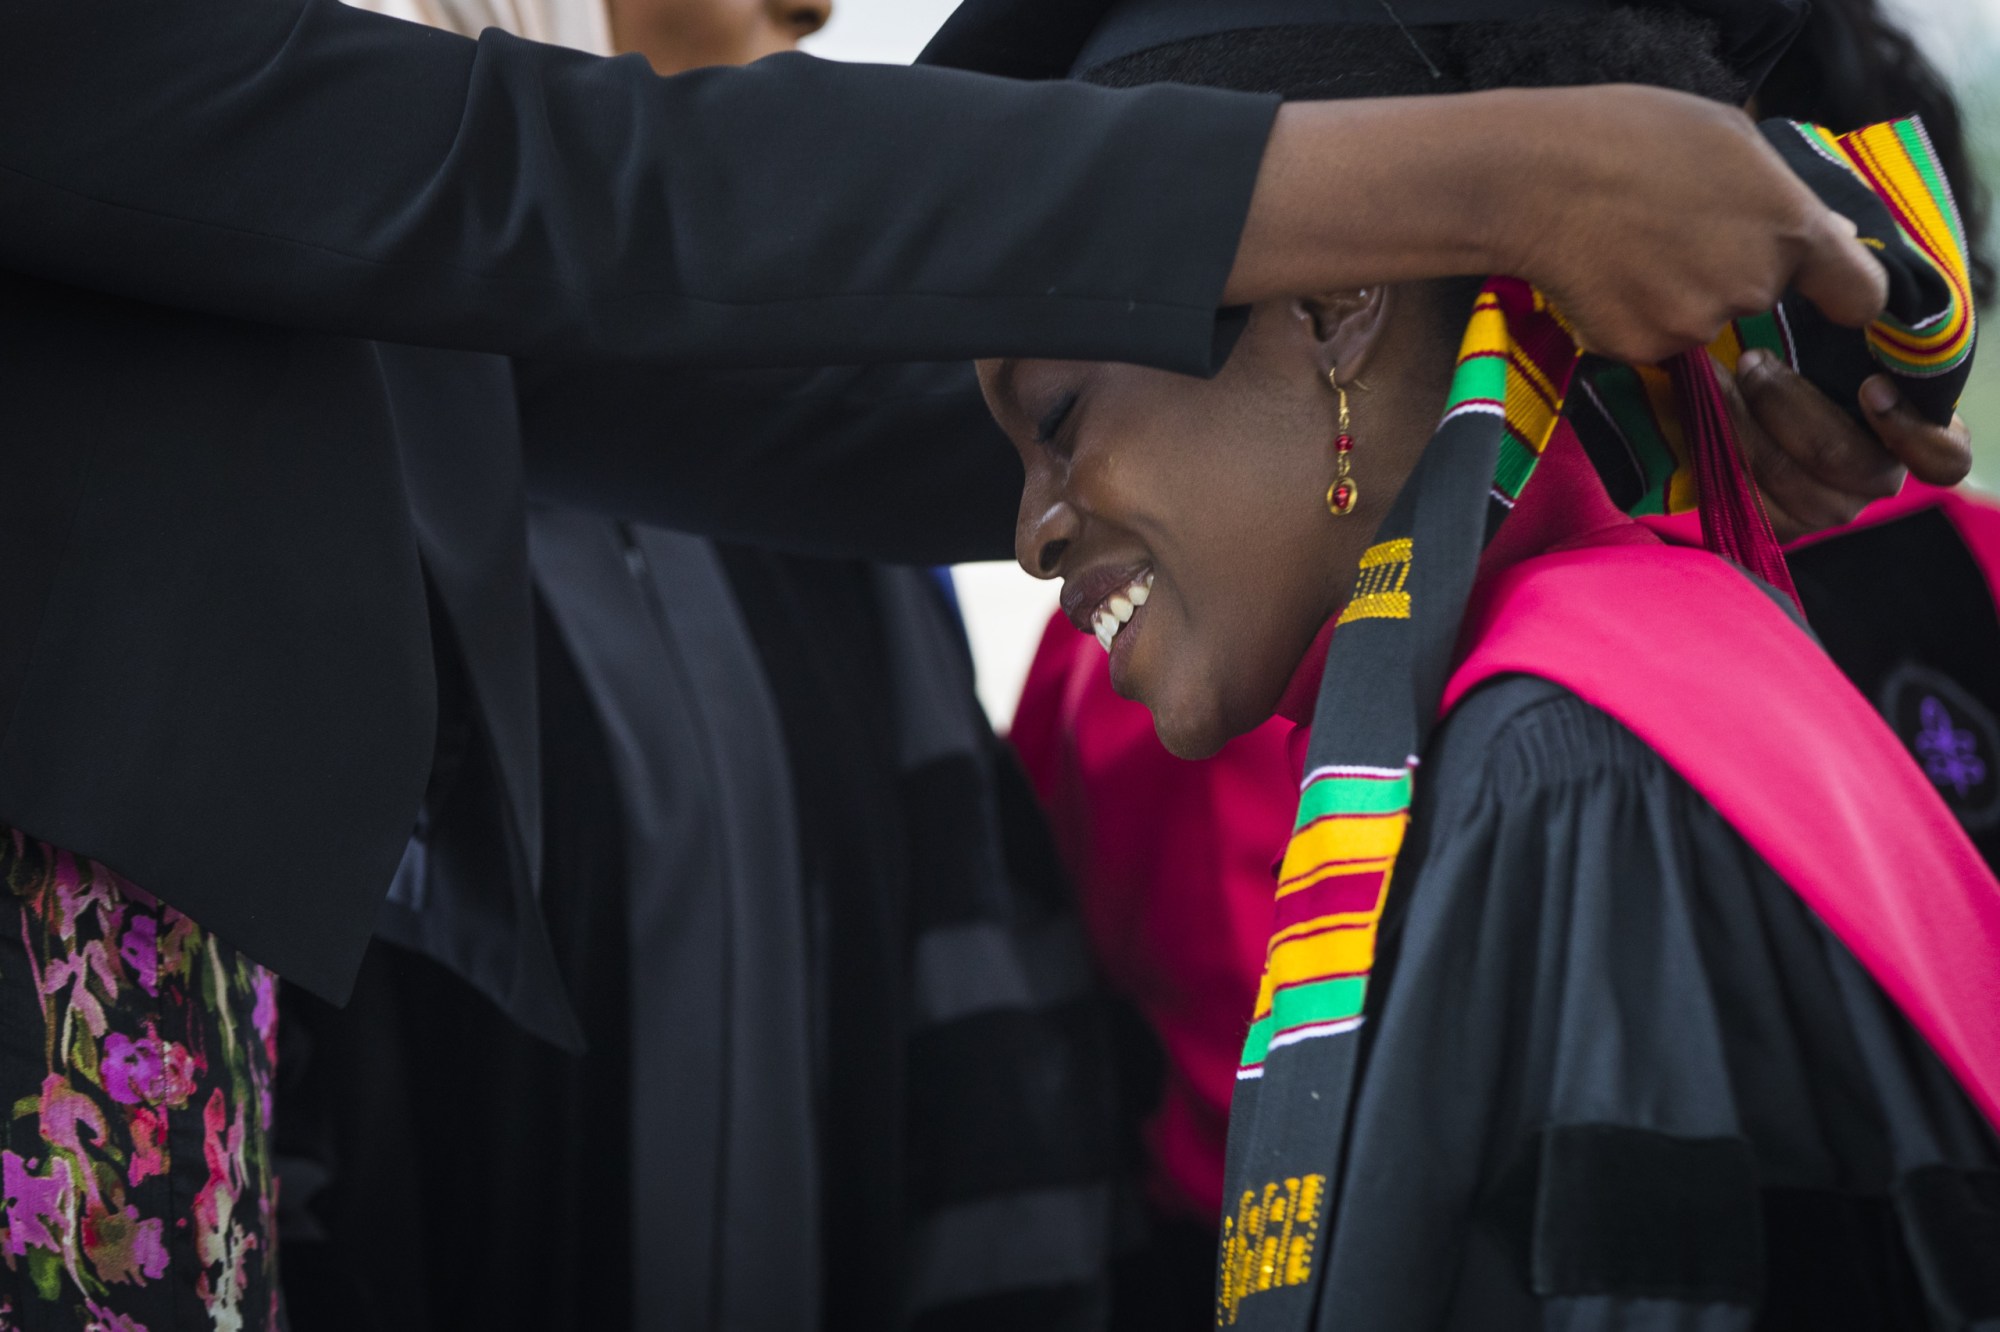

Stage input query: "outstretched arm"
[
  {"left": 0, "top": 0, "right": 1270, "bottom": 372},
  {"left": 3, "top": 1, "right": 1883, "bottom": 375}
]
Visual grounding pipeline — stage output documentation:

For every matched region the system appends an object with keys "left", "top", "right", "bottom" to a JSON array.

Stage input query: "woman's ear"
[{"left": 1299, "top": 287, "right": 1394, "bottom": 387}]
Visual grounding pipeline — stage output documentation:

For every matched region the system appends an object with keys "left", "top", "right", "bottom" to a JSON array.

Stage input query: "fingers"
[
  {"left": 1858, "top": 374, "right": 1975, "bottom": 488},
  {"left": 1564, "top": 293, "right": 1723, "bottom": 365},
  {"left": 1709, "top": 353, "right": 1968, "bottom": 546},
  {"left": 1738, "top": 351, "right": 1903, "bottom": 494},
  {"left": 1728, "top": 349, "right": 1905, "bottom": 540},
  {"left": 1789, "top": 209, "right": 1890, "bottom": 330}
]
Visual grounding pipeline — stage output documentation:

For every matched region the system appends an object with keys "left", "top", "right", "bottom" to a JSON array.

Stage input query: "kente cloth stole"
[
  {"left": 1218, "top": 116, "right": 1975, "bottom": 1328},
  {"left": 1236, "top": 280, "right": 1578, "bottom": 1079}
]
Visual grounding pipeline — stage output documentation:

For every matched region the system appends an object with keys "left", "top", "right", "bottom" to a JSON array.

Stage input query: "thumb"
[{"left": 1790, "top": 209, "right": 1889, "bottom": 329}]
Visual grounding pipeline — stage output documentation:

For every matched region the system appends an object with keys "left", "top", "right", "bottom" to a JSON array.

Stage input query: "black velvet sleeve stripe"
[
  {"left": 1897, "top": 1166, "right": 2000, "bottom": 1324},
  {"left": 1529, "top": 1125, "right": 1764, "bottom": 1303}
]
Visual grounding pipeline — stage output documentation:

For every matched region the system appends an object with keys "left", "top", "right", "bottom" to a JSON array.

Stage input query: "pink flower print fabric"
[{"left": 0, "top": 828, "right": 279, "bottom": 1330}]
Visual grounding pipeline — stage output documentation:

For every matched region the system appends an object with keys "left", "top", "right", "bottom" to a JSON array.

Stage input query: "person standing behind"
[{"left": 279, "top": 4, "right": 1127, "bottom": 1331}]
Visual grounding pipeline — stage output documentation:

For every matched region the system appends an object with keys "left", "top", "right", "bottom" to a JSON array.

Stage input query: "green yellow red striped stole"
[
  {"left": 1238, "top": 279, "right": 1581, "bottom": 1079},
  {"left": 1800, "top": 119, "right": 1975, "bottom": 382},
  {"left": 1575, "top": 116, "right": 1976, "bottom": 518}
]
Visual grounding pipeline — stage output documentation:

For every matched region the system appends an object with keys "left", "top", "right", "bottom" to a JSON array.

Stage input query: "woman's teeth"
[{"left": 1092, "top": 573, "right": 1154, "bottom": 653}]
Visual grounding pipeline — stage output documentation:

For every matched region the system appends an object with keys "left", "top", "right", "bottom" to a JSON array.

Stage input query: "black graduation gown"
[
  {"left": 0, "top": 0, "right": 1274, "bottom": 1000},
  {"left": 1221, "top": 677, "right": 2000, "bottom": 1331},
  {"left": 531, "top": 514, "right": 823, "bottom": 1332},
  {"left": 277, "top": 530, "right": 1129, "bottom": 1332},
  {"left": 712, "top": 551, "right": 1129, "bottom": 1332}
]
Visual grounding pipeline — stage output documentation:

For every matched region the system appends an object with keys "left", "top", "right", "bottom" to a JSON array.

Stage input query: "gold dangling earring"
[{"left": 1326, "top": 367, "right": 1359, "bottom": 517}]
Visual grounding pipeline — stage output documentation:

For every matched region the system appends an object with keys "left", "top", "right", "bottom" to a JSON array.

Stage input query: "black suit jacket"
[{"left": 0, "top": 0, "right": 1275, "bottom": 1002}]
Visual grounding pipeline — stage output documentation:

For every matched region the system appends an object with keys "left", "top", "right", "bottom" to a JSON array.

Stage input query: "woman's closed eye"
[{"left": 1034, "top": 390, "right": 1082, "bottom": 455}]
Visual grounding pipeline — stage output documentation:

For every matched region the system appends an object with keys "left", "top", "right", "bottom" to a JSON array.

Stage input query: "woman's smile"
[
  {"left": 1061, "top": 566, "right": 1154, "bottom": 652},
  {"left": 1059, "top": 563, "right": 1157, "bottom": 693}
]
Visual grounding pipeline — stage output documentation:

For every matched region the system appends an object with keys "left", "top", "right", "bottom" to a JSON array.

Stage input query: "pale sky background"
[
  {"left": 802, "top": 0, "right": 959, "bottom": 62},
  {"left": 1886, "top": 0, "right": 1999, "bottom": 82},
  {"left": 805, "top": 0, "right": 2000, "bottom": 727}
]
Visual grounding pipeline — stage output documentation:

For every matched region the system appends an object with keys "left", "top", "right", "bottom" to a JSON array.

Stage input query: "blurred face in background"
[{"left": 609, "top": 0, "right": 831, "bottom": 72}]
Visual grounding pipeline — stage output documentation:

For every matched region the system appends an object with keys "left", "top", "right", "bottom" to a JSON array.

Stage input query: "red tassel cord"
[{"left": 1671, "top": 349, "right": 1802, "bottom": 611}]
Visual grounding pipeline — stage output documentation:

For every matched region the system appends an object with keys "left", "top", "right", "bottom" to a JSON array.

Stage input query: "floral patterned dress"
[{"left": 0, "top": 828, "right": 279, "bottom": 1331}]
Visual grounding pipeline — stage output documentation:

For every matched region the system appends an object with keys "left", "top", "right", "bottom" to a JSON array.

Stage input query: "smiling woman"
[{"left": 945, "top": 3, "right": 2000, "bottom": 1328}]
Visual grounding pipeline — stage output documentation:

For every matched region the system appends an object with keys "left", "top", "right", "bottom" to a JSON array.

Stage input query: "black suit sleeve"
[
  {"left": 0, "top": 0, "right": 1275, "bottom": 374},
  {"left": 516, "top": 358, "right": 1021, "bottom": 566}
]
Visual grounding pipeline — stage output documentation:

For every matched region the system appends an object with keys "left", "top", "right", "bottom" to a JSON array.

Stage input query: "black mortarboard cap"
[{"left": 919, "top": 0, "right": 1809, "bottom": 91}]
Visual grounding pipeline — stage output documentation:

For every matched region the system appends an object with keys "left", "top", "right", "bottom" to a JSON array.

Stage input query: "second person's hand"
[{"left": 1718, "top": 349, "right": 1975, "bottom": 542}]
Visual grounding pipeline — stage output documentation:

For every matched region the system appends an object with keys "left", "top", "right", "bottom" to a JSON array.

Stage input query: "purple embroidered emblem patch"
[
  {"left": 1916, "top": 696, "right": 1988, "bottom": 797},
  {"left": 1880, "top": 661, "right": 2000, "bottom": 833}
]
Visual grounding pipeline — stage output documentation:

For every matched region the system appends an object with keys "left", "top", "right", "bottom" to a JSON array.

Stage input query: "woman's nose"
[
  {"left": 1016, "top": 477, "right": 1080, "bottom": 580},
  {"left": 766, "top": 0, "right": 832, "bottom": 40}
]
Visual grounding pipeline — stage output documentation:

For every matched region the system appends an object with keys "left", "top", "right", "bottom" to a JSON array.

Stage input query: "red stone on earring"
[
  {"left": 1335, "top": 434, "right": 1354, "bottom": 454},
  {"left": 1331, "top": 481, "right": 1355, "bottom": 512}
]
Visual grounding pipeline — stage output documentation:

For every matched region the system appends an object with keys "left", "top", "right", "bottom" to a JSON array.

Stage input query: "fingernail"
[
  {"left": 1736, "top": 349, "right": 1775, "bottom": 383},
  {"left": 1861, "top": 376, "right": 1902, "bottom": 415}
]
